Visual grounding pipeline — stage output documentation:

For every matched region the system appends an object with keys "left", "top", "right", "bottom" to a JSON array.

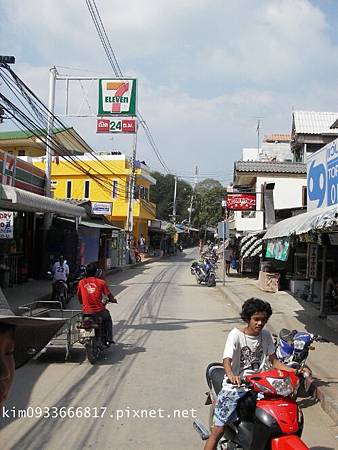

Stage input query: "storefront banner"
[
  {"left": 0, "top": 211, "right": 14, "bottom": 239},
  {"left": 307, "top": 137, "right": 338, "bottom": 211},
  {"left": 226, "top": 193, "right": 256, "bottom": 211},
  {"left": 265, "top": 238, "right": 290, "bottom": 261},
  {"left": 91, "top": 202, "right": 112, "bottom": 215}
]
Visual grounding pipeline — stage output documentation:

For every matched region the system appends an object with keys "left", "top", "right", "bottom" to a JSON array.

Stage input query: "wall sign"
[
  {"left": 226, "top": 193, "right": 256, "bottom": 211},
  {"left": 307, "top": 243, "right": 318, "bottom": 279},
  {"left": 91, "top": 202, "right": 112, "bottom": 215},
  {"left": 0, "top": 211, "right": 14, "bottom": 239}
]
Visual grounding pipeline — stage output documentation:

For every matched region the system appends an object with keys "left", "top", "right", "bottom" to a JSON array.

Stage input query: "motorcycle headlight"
[
  {"left": 294, "top": 340, "right": 305, "bottom": 350},
  {"left": 266, "top": 376, "right": 293, "bottom": 397}
]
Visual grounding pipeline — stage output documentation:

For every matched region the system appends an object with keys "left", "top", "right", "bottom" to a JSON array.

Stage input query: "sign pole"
[{"left": 222, "top": 219, "right": 226, "bottom": 286}]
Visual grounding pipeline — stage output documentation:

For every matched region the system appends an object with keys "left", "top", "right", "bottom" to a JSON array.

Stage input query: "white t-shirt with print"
[
  {"left": 222, "top": 328, "right": 275, "bottom": 389},
  {"left": 52, "top": 262, "right": 69, "bottom": 282}
]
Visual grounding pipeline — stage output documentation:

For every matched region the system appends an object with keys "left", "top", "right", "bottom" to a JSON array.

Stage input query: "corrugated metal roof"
[
  {"left": 293, "top": 111, "right": 338, "bottom": 135},
  {"left": 235, "top": 161, "right": 306, "bottom": 174}
]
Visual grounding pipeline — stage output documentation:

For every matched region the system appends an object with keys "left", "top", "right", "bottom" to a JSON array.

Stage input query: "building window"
[
  {"left": 66, "top": 181, "right": 72, "bottom": 199},
  {"left": 302, "top": 186, "right": 307, "bottom": 207},
  {"left": 241, "top": 211, "right": 256, "bottom": 218},
  {"left": 112, "top": 180, "right": 118, "bottom": 199},
  {"left": 84, "top": 180, "right": 90, "bottom": 199},
  {"left": 18, "top": 150, "right": 26, "bottom": 156}
]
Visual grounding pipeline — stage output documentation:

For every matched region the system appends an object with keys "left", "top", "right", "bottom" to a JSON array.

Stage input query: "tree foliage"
[
  {"left": 150, "top": 172, "right": 192, "bottom": 221},
  {"left": 193, "top": 179, "right": 225, "bottom": 227}
]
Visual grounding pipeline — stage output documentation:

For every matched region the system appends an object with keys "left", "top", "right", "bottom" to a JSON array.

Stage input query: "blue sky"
[{"left": 1, "top": 0, "right": 338, "bottom": 183}]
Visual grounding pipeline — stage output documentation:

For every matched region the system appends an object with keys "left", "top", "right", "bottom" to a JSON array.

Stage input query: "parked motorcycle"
[
  {"left": 193, "top": 362, "right": 309, "bottom": 450},
  {"left": 78, "top": 299, "right": 114, "bottom": 364},
  {"left": 190, "top": 259, "right": 216, "bottom": 287},
  {"left": 274, "top": 328, "right": 328, "bottom": 396}
]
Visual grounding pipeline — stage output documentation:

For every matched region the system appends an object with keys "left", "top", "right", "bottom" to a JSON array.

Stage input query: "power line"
[{"left": 85, "top": 0, "right": 170, "bottom": 173}]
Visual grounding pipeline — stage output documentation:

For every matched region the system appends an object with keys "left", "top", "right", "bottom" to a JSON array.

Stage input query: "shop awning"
[
  {"left": 0, "top": 184, "right": 86, "bottom": 218},
  {"left": 240, "top": 232, "right": 264, "bottom": 259},
  {"left": 59, "top": 217, "right": 121, "bottom": 230},
  {"left": 264, "top": 204, "right": 338, "bottom": 240}
]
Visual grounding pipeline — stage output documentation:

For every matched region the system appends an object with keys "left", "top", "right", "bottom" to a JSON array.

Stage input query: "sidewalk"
[{"left": 217, "top": 273, "right": 338, "bottom": 425}]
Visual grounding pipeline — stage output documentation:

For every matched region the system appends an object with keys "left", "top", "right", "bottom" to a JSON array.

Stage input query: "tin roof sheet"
[{"left": 293, "top": 111, "right": 338, "bottom": 135}]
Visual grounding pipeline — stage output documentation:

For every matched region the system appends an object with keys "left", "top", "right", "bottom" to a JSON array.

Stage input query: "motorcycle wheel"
[
  {"left": 85, "top": 339, "right": 100, "bottom": 364},
  {"left": 207, "top": 274, "right": 216, "bottom": 287}
]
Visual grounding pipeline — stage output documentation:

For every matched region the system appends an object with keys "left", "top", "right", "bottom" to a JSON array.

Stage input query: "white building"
[{"left": 230, "top": 161, "right": 307, "bottom": 233}]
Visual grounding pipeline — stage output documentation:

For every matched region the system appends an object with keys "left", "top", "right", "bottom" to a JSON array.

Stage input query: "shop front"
[
  {"left": 0, "top": 185, "right": 85, "bottom": 287},
  {"left": 262, "top": 204, "right": 338, "bottom": 316}
]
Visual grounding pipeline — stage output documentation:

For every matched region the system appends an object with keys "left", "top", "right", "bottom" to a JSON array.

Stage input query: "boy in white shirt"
[{"left": 204, "top": 297, "right": 310, "bottom": 450}]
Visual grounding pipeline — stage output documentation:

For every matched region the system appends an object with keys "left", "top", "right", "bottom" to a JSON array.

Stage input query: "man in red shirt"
[{"left": 77, "top": 263, "right": 117, "bottom": 345}]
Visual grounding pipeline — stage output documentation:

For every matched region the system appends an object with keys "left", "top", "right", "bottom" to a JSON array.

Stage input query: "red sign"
[
  {"left": 96, "top": 118, "right": 137, "bottom": 134},
  {"left": 122, "top": 119, "right": 136, "bottom": 133},
  {"left": 226, "top": 193, "right": 256, "bottom": 211},
  {"left": 97, "top": 119, "right": 110, "bottom": 133}
]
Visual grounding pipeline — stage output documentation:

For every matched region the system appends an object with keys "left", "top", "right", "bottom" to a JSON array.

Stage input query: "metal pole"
[
  {"left": 222, "top": 220, "right": 226, "bottom": 286},
  {"left": 173, "top": 175, "right": 177, "bottom": 225},
  {"left": 126, "top": 128, "right": 138, "bottom": 251},
  {"left": 319, "top": 243, "right": 327, "bottom": 318},
  {"left": 45, "top": 66, "right": 57, "bottom": 198}
]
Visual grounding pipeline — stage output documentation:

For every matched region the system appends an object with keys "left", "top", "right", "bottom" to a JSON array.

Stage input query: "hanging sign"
[
  {"left": 98, "top": 79, "right": 137, "bottom": 116},
  {"left": 307, "top": 243, "right": 318, "bottom": 279},
  {"left": 96, "top": 118, "right": 137, "bottom": 134},
  {"left": 0, "top": 211, "right": 14, "bottom": 239},
  {"left": 226, "top": 193, "right": 256, "bottom": 211}
]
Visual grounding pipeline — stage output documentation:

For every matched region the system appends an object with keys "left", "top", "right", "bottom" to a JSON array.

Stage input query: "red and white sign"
[
  {"left": 96, "top": 118, "right": 137, "bottom": 134},
  {"left": 226, "top": 193, "right": 256, "bottom": 211}
]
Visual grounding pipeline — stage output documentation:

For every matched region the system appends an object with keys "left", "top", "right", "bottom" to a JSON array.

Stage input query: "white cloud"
[{"left": 2, "top": 0, "right": 338, "bottom": 174}]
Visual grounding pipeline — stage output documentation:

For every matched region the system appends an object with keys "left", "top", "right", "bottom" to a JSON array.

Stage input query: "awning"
[
  {"left": 58, "top": 217, "right": 121, "bottom": 230},
  {"left": 240, "top": 232, "right": 264, "bottom": 259},
  {"left": 263, "top": 204, "right": 338, "bottom": 240},
  {"left": 0, "top": 184, "right": 85, "bottom": 218}
]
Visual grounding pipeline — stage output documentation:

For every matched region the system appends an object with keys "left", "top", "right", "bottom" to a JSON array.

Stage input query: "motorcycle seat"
[{"left": 206, "top": 363, "right": 225, "bottom": 395}]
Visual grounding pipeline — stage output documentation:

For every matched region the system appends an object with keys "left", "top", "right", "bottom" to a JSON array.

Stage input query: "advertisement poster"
[
  {"left": 265, "top": 239, "right": 290, "bottom": 262},
  {"left": 0, "top": 211, "right": 14, "bottom": 239}
]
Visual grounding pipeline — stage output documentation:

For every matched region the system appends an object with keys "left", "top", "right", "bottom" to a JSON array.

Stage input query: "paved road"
[{"left": 0, "top": 249, "right": 337, "bottom": 449}]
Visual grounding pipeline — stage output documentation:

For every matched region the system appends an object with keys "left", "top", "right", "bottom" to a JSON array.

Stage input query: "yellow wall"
[{"left": 34, "top": 157, "right": 156, "bottom": 240}]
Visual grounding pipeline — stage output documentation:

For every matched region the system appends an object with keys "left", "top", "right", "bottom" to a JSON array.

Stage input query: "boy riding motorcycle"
[{"left": 204, "top": 297, "right": 311, "bottom": 450}]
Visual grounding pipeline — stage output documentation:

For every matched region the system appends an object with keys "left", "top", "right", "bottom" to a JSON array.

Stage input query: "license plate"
[{"left": 80, "top": 329, "right": 95, "bottom": 338}]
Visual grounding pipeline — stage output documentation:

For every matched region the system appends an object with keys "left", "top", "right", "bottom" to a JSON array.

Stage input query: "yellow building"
[{"left": 34, "top": 153, "right": 156, "bottom": 241}]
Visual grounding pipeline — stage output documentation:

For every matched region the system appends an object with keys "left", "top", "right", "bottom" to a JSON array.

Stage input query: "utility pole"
[
  {"left": 45, "top": 66, "right": 57, "bottom": 198},
  {"left": 257, "top": 119, "right": 260, "bottom": 154},
  {"left": 188, "top": 165, "right": 198, "bottom": 225},
  {"left": 172, "top": 175, "right": 177, "bottom": 225},
  {"left": 126, "top": 130, "right": 138, "bottom": 251}
]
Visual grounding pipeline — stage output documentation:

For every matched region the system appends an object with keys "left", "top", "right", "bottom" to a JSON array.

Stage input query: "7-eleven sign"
[{"left": 98, "top": 78, "right": 137, "bottom": 116}]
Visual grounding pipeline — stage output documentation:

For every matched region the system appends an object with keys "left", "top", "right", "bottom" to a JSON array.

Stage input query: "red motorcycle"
[{"left": 193, "top": 363, "right": 309, "bottom": 450}]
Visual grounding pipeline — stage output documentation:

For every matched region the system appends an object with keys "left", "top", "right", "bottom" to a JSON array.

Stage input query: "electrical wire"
[{"left": 85, "top": 0, "right": 170, "bottom": 173}]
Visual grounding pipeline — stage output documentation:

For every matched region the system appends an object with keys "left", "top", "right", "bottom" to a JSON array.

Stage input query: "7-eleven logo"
[
  {"left": 105, "top": 81, "right": 129, "bottom": 113},
  {"left": 99, "top": 78, "right": 136, "bottom": 116}
]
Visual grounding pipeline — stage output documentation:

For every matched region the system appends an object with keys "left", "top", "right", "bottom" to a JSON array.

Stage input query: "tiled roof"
[
  {"left": 235, "top": 161, "right": 306, "bottom": 174},
  {"left": 293, "top": 111, "right": 338, "bottom": 135},
  {"left": 263, "top": 133, "right": 290, "bottom": 143}
]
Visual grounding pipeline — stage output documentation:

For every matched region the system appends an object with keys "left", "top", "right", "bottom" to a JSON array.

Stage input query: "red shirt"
[{"left": 77, "top": 277, "right": 111, "bottom": 313}]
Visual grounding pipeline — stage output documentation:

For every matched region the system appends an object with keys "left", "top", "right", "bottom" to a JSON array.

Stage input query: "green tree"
[
  {"left": 150, "top": 172, "right": 192, "bottom": 222},
  {"left": 192, "top": 179, "right": 225, "bottom": 227}
]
